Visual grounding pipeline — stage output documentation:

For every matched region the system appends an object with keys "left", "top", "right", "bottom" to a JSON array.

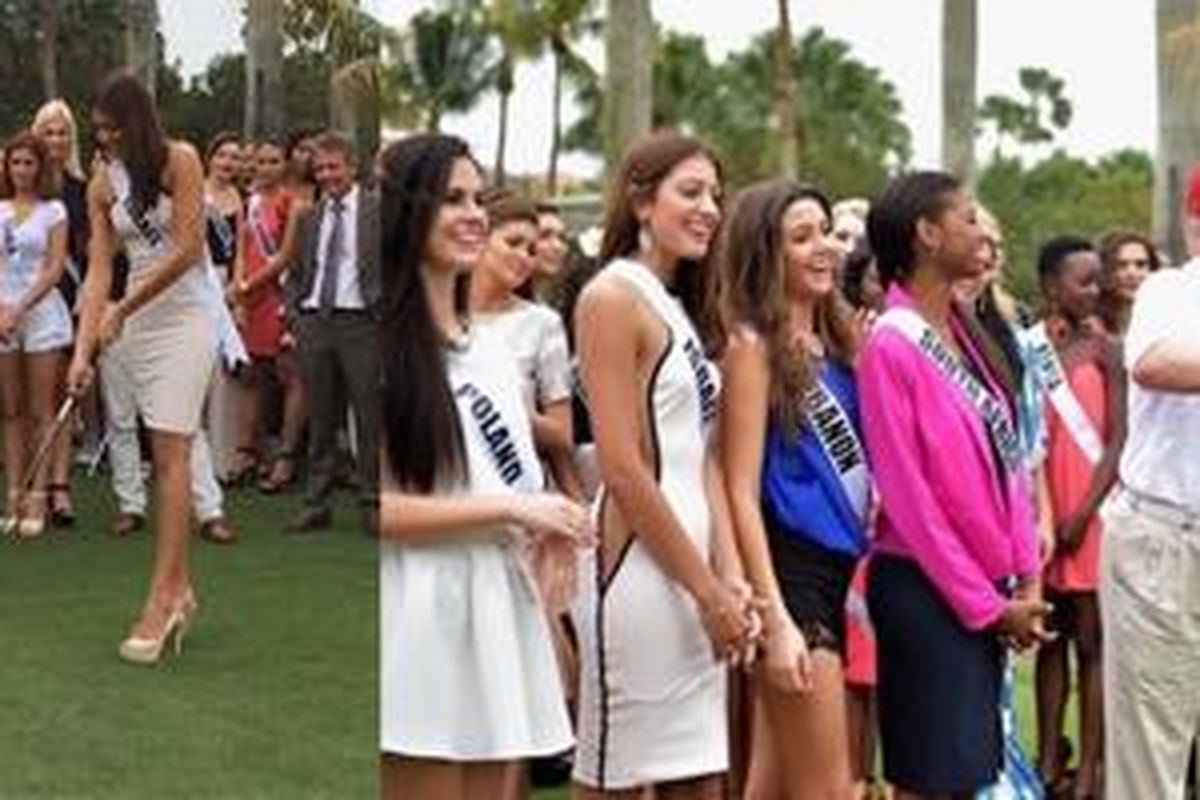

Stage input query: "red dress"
[
  {"left": 1043, "top": 354, "right": 1109, "bottom": 592},
  {"left": 240, "top": 189, "right": 291, "bottom": 358}
]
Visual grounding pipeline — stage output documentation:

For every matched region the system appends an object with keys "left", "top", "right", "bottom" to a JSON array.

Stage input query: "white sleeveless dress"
[
  {"left": 573, "top": 258, "right": 727, "bottom": 789},
  {"left": 103, "top": 160, "right": 215, "bottom": 435},
  {"left": 379, "top": 330, "right": 573, "bottom": 759}
]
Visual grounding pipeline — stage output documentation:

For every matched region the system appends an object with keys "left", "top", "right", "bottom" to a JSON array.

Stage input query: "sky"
[{"left": 161, "top": 1, "right": 1157, "bottom": 178}]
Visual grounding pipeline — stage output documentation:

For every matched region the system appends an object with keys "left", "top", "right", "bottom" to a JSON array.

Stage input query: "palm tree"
[
  {"left": 488, "top": 0, "right": 542, "bottom": 186},
  {"left": 941, "top": 0, "right": 976, "bottom": 184},
  {"left": 245, "top": 0, "right": 285, "bottom": 138},
  {"left": 538, "top": 0, "right": 596, "bottom": 193},
  {"left": 123, "top": 0, "right": 159, "bottom": 96},
  {"left": 1154, "top": 0, "right": 1200, "bottom": 261},
  {"left": 37, "top": 0, "right": 58, "bottom": 100},
  {"left": 774, "top": 0, "right": 798, "bottom": 177},
  {"left": 385, "top": 7, "right": 495, "bottom": 132},
  {"left": 603, "top": 0, "right": 653, "bottom": 176}
]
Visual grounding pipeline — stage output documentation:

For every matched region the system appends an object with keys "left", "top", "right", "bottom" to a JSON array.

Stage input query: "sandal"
[
  {"left": 223, "top": 447, "right": 260, "bottom": 487},
  {"left": 258, "top": 451, "right": 297, "bottom": 494},
  {"left": 48, "top": 483, "right": 76, "bottom": 528}
]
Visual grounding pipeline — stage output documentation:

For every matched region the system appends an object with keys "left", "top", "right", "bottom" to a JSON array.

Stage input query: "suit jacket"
[{"left": 285, "top": 185, "right": 381, "bottom": 319}]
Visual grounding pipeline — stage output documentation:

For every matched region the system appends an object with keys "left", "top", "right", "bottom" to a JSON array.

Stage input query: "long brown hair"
[
  {"left": 599, "top": 130, "right": 723, "bottom": 349},
  {"left": 93, "top": 71, "right": 168, "bottom": 217},
  {"left": 1097, "top": 229, "right": 1159, "bottom": 335},
  {"left": 718, "top": 179, "right": 857, "bottom": 432},
  {"left": 0, "top": 130, "right": 56, "bottom": 199},
  {"left": 380, "top": 133, "right": 478, "bottom": 492}
]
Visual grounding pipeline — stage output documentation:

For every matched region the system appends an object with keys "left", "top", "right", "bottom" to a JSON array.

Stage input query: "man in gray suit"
[{"left": 284, "top": 131, "right": 380, "bottom": 533}]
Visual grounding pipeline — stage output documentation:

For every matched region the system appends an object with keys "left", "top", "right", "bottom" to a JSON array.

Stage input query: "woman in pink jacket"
[{"left": 857, "top": 171, "right": 1051, "bottom": 798}]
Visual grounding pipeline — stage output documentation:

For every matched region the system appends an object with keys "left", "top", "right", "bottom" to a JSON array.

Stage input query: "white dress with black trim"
[
  {"left": 379, "top": 329, "right": 573, "bottom": 759},
  {"left": 572, "top": 257, "right": 727, "bottom": 790}
]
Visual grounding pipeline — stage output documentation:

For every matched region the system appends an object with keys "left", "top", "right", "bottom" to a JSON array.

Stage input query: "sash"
[
  {"left": 805, "top": 376, "right": 871, "bottom": 523},
  {"left": 878, "top": 307, "right": 1022, "bottom": 473},
  {"left": 1026, "top": 323, "right": 1104, "bottom": 465},
  {"left": 123, "top": 193, "right": 168, "bottom": 250},
  {"left": 456, "top": 380, "right": 530, "bottom": 489},
  {"left": 247, "top": 196, "right": 280, "bottom": 259}
]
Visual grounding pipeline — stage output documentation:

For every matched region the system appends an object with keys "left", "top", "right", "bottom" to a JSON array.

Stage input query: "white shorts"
[
  {"left": 572, "top": 539, "right": 728, "bottom": 790},
  {"left": 380, "top": 537, "right": 573, "bottom": 760},
  {"left": 0, "top": 290, "right": 73, "bottom": 353}
]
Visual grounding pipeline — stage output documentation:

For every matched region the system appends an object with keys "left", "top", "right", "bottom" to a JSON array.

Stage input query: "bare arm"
[
  {"left": 380, "top": 491, "right": 519, "bottom": 541},
  {"left": 1132, "top": 338, "right": 1200, "bottom": 393},
  {"left": 115, "top": 142, "right": 207, "bottom": 320},
  {"left": 245, "top": 197, "right": 307, "bottom": 293},
  {"left": 14, "top": 217, "right": 67, "bottom": 318},
  {"left": 73, "top": 170, "right": 117, "bottom": 364},
  {"left": 719, "top": 330, "right": 784, "bottom": 611}
]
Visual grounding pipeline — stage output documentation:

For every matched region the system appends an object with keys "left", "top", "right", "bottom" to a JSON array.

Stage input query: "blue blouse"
[{"left": 761, "top": 360, "right": 869, "bottom": 558}]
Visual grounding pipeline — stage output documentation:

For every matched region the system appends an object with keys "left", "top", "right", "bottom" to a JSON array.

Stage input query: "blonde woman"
[{"left": 31, "top": 99, "right": 88, "bottom": 527}]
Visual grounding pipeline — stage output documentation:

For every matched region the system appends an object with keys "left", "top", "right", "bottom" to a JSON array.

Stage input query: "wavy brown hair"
[
  {"left": 1096, "top": 229, "right": 1159, "bottom": 334},
  {"left": 599, "top": 130, "right": 723, "bottom": 350},
  {"left": 0, "top": 130, "right": 56, "bottom": 199},
  {"left": 718, "top": 179, "right": 857, "bottom": 433}
]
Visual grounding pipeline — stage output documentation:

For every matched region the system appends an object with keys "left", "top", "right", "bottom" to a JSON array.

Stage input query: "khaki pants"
[{"left": 1101, "top": 487, "right": 1200, "bottom": 799}]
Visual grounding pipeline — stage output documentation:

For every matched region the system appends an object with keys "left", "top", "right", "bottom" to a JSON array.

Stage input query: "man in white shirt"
[
  {"left": 283, "top": 131, "right": 380, "bottom": 534},
  {"left": 1101, "top": 174, "right": 1200, "bottom": 798}
]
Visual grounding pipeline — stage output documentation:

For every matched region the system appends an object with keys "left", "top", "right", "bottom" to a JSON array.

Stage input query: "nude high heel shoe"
[{"left": 118, "top": 595, "right": 197, "bottom": 665}]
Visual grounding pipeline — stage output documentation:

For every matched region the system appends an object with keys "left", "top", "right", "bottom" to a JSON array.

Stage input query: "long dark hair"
[
  {"left": 600, "top": 130, "right": 723, "bottom": 349},
  {"left": 379, "top": 133, "right": 477, "bottom": 492},
  {"left": 93, "top": 72, "right": 168, "bottom": 217},
  {"left": 718, "top": 179, "right": 857, "bottom": 432}
]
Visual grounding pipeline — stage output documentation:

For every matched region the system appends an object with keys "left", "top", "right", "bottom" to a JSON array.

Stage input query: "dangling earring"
[{"left": 638, "top": 222, "right": 653, "bottom": 255}]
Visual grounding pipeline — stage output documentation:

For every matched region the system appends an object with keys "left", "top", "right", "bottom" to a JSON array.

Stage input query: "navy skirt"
[{"left": 868, "top": 554, "right": 1004, "bottom": 794}]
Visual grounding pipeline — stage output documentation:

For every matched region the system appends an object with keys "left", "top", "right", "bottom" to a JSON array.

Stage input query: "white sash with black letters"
[
  {"left": 247, "top": 195, "right": 280, "bottom": 259},
  {"left": 1026, "top": 323, "right": 1104, "bottom": 465},
  {"left": 878, "top": 307, "right": 1023, "bottom": 473},
  {"left": 805, "top": 375, "right": 871, "bottom": 523}
]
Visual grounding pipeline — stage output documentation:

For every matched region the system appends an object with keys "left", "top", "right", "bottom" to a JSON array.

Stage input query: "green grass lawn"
[{"left": 0, "top": 475, "right": 376, "bottom": 799}]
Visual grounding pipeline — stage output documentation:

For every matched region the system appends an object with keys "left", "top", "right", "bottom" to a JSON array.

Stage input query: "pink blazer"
[{"left": 858, "top": 285, "right": 1039, "bottom": 631}]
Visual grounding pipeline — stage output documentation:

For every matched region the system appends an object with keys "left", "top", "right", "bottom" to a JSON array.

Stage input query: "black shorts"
[
  {"left": 766, "top": 527, "right": 857, "bottom": 655},
  {"left": 868, "top": 554, "right": 1003, "bottom": 794}
]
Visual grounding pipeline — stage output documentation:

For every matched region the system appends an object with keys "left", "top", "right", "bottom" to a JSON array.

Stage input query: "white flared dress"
[{"left": 379, "top": 330, "right": 573, "bottom": 760}]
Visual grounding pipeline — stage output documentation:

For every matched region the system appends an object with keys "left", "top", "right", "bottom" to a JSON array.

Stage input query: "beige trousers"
[{"left": 1101, "top": 487, "right": 1200, "bottom": 800}]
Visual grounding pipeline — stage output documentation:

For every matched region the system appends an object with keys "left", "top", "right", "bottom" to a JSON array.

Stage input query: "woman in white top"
[
  {"left": 470, "top": 191, "right": 582, "bottom": 500},
  {"left": 68, "top": 73, "right": 216, "bottom": 665},
  {"left": 0, "top": 130, "right": 73, "bottom": 537},
  {"left": 572, "top": 131, "right": 758, "bottom": 798},
  {"left": 378, "top": 133, "right": 592, "bottom": 800}
]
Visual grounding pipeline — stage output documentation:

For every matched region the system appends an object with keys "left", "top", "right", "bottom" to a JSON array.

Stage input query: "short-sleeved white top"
[
  {"left": 472, "top": 298, "right": 573, "bottom": 413},
  {"left": 1120, "top": 258, "right": 1200, "bottom": 510},
  {"left": 0, "top": 199, "right": 66, "bottom": 298}
]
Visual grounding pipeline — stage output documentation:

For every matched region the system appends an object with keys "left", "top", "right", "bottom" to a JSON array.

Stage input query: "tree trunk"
[
  {"left": 494, "top": 89, "right": 511, "bottom": 187},
  {"left": 123, "top": 0, "right": 159, "bottom": 97},
  {"left": 774, "top": 0, "right": 798, "bottom": 177},
  {"left": 37, "top": 0, "right": 58, "bottom": 100},
  {"left": 941, "top": 0, "right": 977, "bottom": 184},
  {"left": 547, "top": 41, "right": 565, "bottom": 196},
  {"left": 1155, "top": 0, "right": 1200, "bottom": 262},
  {"left": 604, "top": 0, "right": 653, "bottom": 177},
  {"left": 244, "top": 0, "right": 285, "bottom": 138}
]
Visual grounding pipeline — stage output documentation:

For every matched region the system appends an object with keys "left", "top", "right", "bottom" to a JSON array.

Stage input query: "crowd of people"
[
  {"left": 381, "top": 128, "right": 1200, "bottom": 800},
  {"left": 2, "top": 68, "right": 1198, "bottom": 799},
  {"left": 0, "top": 73, "right": 380, "bottom": 665}
]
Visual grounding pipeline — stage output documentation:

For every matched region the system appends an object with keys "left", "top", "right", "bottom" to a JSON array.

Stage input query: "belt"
[{"left": 1117, "top": 484, "right": 1200, "bottom": 532}]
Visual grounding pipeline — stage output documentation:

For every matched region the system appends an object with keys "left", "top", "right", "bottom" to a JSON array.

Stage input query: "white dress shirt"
[{"left": 303, "top": 185, "right": 363, "bottom": 311}]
